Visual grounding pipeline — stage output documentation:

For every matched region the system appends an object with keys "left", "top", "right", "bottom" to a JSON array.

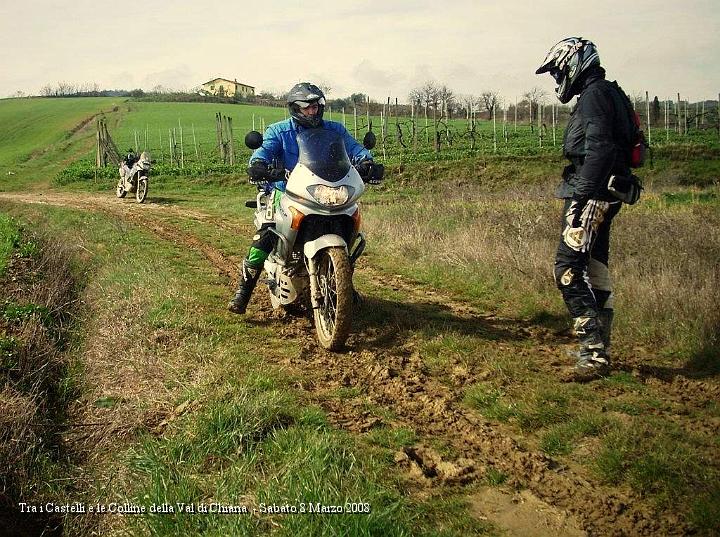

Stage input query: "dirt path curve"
[{"left": 0, "top": 190, "right": 706, "bottom": 536}]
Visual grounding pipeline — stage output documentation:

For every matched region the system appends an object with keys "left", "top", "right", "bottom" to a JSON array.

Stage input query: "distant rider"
[
  {"left": 121, "top": 148, "right": 139, "bottom": 182},
  {"left": 228, "top": 82, "right": 381, "bottom": 314}
]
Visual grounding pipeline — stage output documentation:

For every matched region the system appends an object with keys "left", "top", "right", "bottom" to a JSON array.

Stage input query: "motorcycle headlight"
[{"left": 307, "top": 184, "right": 353, "bottom": 206}]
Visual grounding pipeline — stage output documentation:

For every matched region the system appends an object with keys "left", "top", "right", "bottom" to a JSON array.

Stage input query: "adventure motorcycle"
[
  {"left": 244, "top": 129, "right": 383, "bottom": 350},
  {"left": 116, "top": 151, "right": 151, "bottom": 203}
]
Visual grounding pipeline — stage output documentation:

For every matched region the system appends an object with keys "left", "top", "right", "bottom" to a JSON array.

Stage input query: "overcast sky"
[{"left": 1, "top": 0, "right": 718, "bottom": 103}]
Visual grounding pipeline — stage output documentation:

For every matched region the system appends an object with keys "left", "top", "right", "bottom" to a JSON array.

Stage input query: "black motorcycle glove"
[
  {"left": 356, "top": 160, "right": 384, "bottom": 184},
  {"left": 267, "top": 168, "right": 285, "bottom": 182},
  {"left": 356, "top": 160, "right": 372, "bottom": 179},
  {"left": 367, "top": 163, "right": 384, "bottom": 184},
  {"left": 248, "top": 160, "right": 269, "bottom": 184}
]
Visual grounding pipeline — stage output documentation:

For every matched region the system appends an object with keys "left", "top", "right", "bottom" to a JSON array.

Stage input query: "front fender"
[{"left": 303, "top": 234, "right": 348, "bottom": 260}]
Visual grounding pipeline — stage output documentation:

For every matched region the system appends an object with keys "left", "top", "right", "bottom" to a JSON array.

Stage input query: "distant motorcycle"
[
  {"left": 244, "top": 129, "right": 383, "bottom": 350},
  {"left": 116, "top": 151, "right": 151, "bottom": 203}
]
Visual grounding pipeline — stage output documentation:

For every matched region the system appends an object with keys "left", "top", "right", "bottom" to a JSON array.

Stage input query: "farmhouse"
[{"left": 201, "top": 78, "right": 255, "bottom": 98}]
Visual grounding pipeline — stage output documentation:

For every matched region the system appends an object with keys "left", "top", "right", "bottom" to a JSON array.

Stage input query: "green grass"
[
  {"left": 0, "top": 97, "right": 118, "bottom": 168},
  {"left": 2, "top": 97, "right": 719, "bottom": 535},
  {"left": 592, "top": 417, "right": 719, "bottom": 527},
  {"left": 0, "top": 212, "right": 20, "bottom": 275},
  {"left": 0, "top": 203, "right": 495, "bottom": 536}
]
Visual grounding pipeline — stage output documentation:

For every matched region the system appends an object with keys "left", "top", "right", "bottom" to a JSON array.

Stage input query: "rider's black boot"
[
  {"left": 228, "top": 260, "right": 262, "bottom": 314},
  {"left": 571, "top": 315, "right": 610, "bottom": 381},
  {"left": 597, "top": 308, "right": 614, "bottom": 354}
]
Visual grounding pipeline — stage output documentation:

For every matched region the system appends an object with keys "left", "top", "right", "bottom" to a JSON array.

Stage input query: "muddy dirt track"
[{"left": 2, "top": 190, "right": 717, "bottom": 536}]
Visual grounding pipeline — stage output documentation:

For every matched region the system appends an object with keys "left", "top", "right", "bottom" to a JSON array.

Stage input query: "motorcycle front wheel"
[
  {"left": 116, "top": 179, "right": 127, "bottom": 198},
  {"left": 313, "top": 246, "right": 353, "bottom": 351},
  {"left": 136, "top": 177, "right": 148, "bottom": 203}
]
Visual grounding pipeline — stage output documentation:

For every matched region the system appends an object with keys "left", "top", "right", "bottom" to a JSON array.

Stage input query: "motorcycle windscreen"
[{"left": 296, "top": 129, "right": 351, "bottom": 183}]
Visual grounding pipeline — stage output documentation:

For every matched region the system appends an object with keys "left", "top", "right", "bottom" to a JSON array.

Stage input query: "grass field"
[{"left": 0, "top": 96, "right": 718, "bottom": 536}]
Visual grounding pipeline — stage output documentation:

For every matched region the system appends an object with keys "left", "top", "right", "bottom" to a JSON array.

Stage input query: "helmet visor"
[{"left": 295, "top": 97, "right": 326, "bottom": 108}]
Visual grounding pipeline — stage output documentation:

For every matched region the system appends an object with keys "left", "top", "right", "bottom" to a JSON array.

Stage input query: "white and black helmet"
[
  {"left": 287, "top": 82, "right": 326, "bottom": 128},
  {"left": 536, "top": 37, "right": 600, "bottom": 103}
]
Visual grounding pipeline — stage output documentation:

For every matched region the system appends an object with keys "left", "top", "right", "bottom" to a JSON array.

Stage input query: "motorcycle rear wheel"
[
  {"left": 136, "top": 177, "right": 148, "bottom": 203},
  {"left": 116, "top": 180, "right": 127, "bottom": 198},
  {"left": 313, "top": 247, "right": 352, "bottom": 351}
]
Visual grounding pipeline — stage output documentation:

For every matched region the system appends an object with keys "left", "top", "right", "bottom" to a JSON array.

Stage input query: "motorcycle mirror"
[
  {"left": 362, "top": 131, "right": 376, "bottom": 150},
  {"left": 244, "top": 131, "right": 263, "bottom": 150}
]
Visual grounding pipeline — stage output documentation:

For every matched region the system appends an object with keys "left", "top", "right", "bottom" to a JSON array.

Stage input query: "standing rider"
[
  {"left": 228, "top": 82, "right": 378, "bottom": 314},
  {"left": 535, "top": 37, "right": 635, "bottom": 380}
]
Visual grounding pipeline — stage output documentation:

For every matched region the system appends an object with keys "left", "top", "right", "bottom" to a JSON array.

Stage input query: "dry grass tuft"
[
  {"left": 364, "top": 185, "right": 719, "bottom": 364},
  {"left": 0, "top": 232, "right": 80, "bottom": 501}
]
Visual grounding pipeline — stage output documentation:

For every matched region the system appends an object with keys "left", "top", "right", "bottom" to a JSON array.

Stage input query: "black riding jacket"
[{"left": 557, "top": 67, "right": 633, "bottom": 201}]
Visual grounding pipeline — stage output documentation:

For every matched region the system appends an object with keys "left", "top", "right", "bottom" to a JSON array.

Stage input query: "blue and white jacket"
[{"left": 250, "top": 119, "right": 372, "bottom": 191}]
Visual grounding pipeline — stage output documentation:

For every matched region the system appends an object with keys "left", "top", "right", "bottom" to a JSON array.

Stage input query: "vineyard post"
[
  {"left": 353, "top": 107, "right": 357, "bottom": 138},
  {"left": 695, "top": 102, "right": 699, "bottom": 130},
  {"left": 134, "top": 130, "right": 139, "bottom": 152},
  {"left": 227, "top": 116, "right": 235, "bottom": 166},
  {"left": 169, "top": 128, "right": 174, "bottom": 164},
  {"left": 395, "top": 97, "right": 400, "bottom": 149},
  {"left": 665, "top": 98, "right": 669, "bottom": 142},
  {"left": 503, "top": 105, "right": 508, "bottom": 145},
  {"left": 684, "top": 100, "right": 688, "bottom": 136},
  {"left": 145, "top": 125, "right": 148, "bottom": 152},
  {"left": 538, "top": 104, "right": 542, "bottom": 147},
  {"left": 444, "top": 100, "right": 450, "bottom": 146},
  {"left": 215, "top": 113, "right": 223, "bottom": 162},
  {"left": 366, "top": 96, "right": 370, "bottom": 133},
  {"left": 179, "top": 119, "right": 184, "bottom": 169},
  {"left": 645, "top": 91, "right": 651, "bottom": 144},
  {"left": 424, "top": 103, "right": 429, "bottom": 147},
  {"left": 411, "top": 103, "right": 417, "bottom": 154},
  {"left": 433, "top": 103, "right": 438, "bottom": 152},
  {"left": 192, "top": 123, "right": 200, "bottom": 161},
  {"left": 492, "top": 104, "right": 497, "bottom": 153},
  {"left": 342, "top": 107, "right": 345, "bottom": 127},
  {"left": 514, "top": 96, "right": 518, "bottom": 133},
  {"left": 252, "top": 113, "right": 256, "bottom": 131},
  {"left": 380, "top": 109, "right": 387, "bottom": 161},
  {"left": 159, "top": 129, "right": 163, "bottom": 163},
  {"left": 386, "top": 97, "right": 390, "bottom": 148},
  {"left": 701, "top": 100, "right": 705, "bottom": 126},
  {"left": 328, "top": 104, "right": 332, "bottom": 121},
  {"left": 676, "top": 93, "right": 681, "bottom": 134},
  {"left": 96, "top": 123, "right": 102, "bottom": 167}
]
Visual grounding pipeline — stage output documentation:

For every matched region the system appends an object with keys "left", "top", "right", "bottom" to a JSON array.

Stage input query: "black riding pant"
[{"left": 554, "top": 198, "right": 622, "bottom": 319}]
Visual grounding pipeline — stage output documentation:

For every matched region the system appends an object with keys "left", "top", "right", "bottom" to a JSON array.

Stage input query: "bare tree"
[
  {"left": 408, "top": 88, "right": 423, "bottom": 109},
  {"left": 523, "top": 87, "right": 548, "bottom": 122},
  {"left": 459, "top": 94, "right": 481, "bottom": 117},
  {"left": 316, "top": 82, "right": 332, "bottom": 98},
  {"left": 415, "top": 81, "right": 440, "bottom": 112},
  {"left": 481, "top": 91, "right": 503, "bottom": 120}
]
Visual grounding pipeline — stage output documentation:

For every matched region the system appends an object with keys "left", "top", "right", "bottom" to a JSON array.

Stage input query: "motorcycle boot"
[
  {"left": 228, "top": 260, "right": 262, "bottom": 314},
  {"left": 597, "top": 308, "right": 614, "bottom": 354},
  {"left": 571, "top": 315, "right": 610, "bottom": 381}
]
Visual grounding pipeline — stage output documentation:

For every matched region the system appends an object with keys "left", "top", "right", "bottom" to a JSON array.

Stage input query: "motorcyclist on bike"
[
  {"left": 228, "top": 82, "right": 382, "bottom": 314},
  {"left": 121, "top": 148, "right": 139, "bottom": 182}
]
